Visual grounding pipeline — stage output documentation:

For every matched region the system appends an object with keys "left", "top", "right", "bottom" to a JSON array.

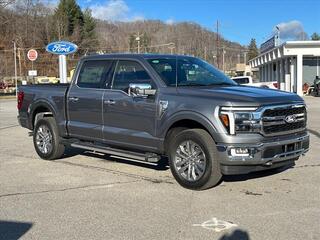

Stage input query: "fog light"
[{"left": 230, "top": 148, "right": 250, "bottom": 157}]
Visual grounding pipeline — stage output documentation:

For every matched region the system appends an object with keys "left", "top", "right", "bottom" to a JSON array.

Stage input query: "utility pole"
[
  {"left": 243, "top": 52, "right": 247, "bottom": 64},
  {"left": 216, "top": 20, "right": 220, "bottom": 69},
  {"left": 13, "top": 41, "right": 17, "bottom": 97},
  {"left": 237, "top": 54, "right": 240, "bottom": 64},
  {"left": 204, "top": 46, "right": 207, "bottom": 60},
  {"left": 222, "top": 47, "right": 226, "bottom": 73},
  {"left": 18, "top": 48, "right": 22, "bottom": 77}
]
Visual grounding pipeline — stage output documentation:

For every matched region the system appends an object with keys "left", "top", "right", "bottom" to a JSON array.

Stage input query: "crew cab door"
[
  {"left": 67, "top": 60, "right": 114, "bottom": 141},
  {"left": 103, "top": 60, "right": 159, "bottom": 150}
]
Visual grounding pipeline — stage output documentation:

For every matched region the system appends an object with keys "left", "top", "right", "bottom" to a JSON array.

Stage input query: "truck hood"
[{"left": 176, "top": 85, "right": 304, "bottom": 106}]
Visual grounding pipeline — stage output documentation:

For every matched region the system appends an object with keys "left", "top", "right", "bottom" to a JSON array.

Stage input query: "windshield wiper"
[
  {"left": 205, "top": 82, "right": 235, "bottom": 86},
  {"left": 178, "top": 83, "right": 208, "bottom": 86}
]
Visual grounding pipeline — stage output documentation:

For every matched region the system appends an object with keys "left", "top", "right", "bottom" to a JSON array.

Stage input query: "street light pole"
[
  {"left": 13, "top": 41, "right": 17, "bottom": 97},
  {"left": 135, "top": 32, "right": 141, "bottom": 54},
  {"left": 276, "top": 26, "right": 280, "bottom": 46},
  {"left": 168, "top": 43, "right": 175, "bottom": 54},
  {"left": 212, "top": 54, "right": 217, "bottom": 66}
]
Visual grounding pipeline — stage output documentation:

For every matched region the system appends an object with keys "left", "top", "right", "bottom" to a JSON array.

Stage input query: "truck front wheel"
[
  {"left": 168, "top": 129, "right": 222, "bottom": 190},
  {"left": 33, "top": 117, "right": 65, "bottom": 160}
]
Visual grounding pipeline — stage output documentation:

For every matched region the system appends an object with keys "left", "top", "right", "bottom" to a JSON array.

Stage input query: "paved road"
[{"left": 0, "top": 97, "right": 319, "bottom": 240}]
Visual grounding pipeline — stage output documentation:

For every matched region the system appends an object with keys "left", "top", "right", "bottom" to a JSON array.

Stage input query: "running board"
[{"left": 71, "top": 142, "right": 160, "bottom": 163}]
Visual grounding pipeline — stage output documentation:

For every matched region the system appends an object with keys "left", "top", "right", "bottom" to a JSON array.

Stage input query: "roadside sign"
[
  {"left": 46, "top": 41, "right": 78, "bottom": 55},
  {"left": 28, "top": 70, "right": 37, "bottom": 76},
  {"left": 45, "top": 41, "right": 78, "bottom": 83},
  {"left": 27, "top": 49, "right": 38, "bottom": 61},
  {"left": 260, "top": 36, "right": 276, "bottom": 54}
]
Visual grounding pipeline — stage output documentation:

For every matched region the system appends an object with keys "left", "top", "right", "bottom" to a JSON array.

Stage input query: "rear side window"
[
  {"left": 112, "top": 60, "right": 152, "bottom": 92},
  {"left": 77, "top": 60, "right": 112, "bottom": 88},
  {"left": 233, "top": 78, "right": 249, "bottom": 84}
]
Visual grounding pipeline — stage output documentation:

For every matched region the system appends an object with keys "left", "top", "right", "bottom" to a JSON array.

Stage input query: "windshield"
[{"left": 147, "top": 57, "right": 237, "bottom": 87}]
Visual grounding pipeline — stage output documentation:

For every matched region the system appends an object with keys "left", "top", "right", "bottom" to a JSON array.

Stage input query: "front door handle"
[
  {"left": 69, "top": 97, "right": 79, "bottom": 102},
  {"left": 104, "top": 99, "right": 116, "bottom": 105}
]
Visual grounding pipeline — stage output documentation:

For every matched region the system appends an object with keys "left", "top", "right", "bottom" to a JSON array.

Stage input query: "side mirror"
[{"left": 128, "top": 83, "right": 156, "bottom": 97}]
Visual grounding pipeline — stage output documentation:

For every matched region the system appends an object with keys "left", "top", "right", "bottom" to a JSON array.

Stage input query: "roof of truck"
[{"left": 81, "top": 53, "right": 195, "bottom": 60}]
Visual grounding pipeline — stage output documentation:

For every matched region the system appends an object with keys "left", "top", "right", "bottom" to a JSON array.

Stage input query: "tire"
[
  {"left": 33, "top": 117, "right": 65, "bottom": 160},
  {"left": 168, "top": 128, "right": 222, "bottom": 190},
  {"left": 165, "top": 127, "right": 188, "bottom": 155}
]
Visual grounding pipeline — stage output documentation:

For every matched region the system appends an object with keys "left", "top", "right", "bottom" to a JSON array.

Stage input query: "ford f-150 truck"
[{"left": 17, "top": 54, "right": 309, "bottom": 190}]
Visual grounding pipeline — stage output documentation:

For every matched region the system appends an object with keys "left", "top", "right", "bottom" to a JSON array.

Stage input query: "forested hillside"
[{"left": 0, "top": 0, "right": 247, "bottom": 79}]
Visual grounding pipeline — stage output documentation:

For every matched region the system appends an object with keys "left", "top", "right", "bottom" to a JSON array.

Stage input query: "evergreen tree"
[
  {"left": 82, "top": 8, "right": 98, "bottom": 49},
  {"left": 52, "top": 0, "right": 98, "bottom": 51},
  {"left": 311, "top": 32, "right": 320, "bottom": 40},
  {"left": 54, "top": 0, "right": 83, "bottom": 42},
  {"left": 247, "top": 38, "right": 259, "bottom": 62}
]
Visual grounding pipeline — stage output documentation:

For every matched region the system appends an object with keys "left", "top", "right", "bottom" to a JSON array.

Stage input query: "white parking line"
[{"left": 193, "top": 217, "right": 238, "bottom": 232}]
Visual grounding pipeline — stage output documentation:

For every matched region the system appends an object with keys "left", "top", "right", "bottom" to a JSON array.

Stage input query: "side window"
[
  {"left": 112, "top": 60, "right": 152, "bottom": 92},
  {"left": 77, "top": 60, "right": 112, "bottom": 89},
  {"left": 233, "top": 78, "right": 249, "bottom": 84},
  {"left": 147, "top": 58, "right": 176, "bottom": 86}
]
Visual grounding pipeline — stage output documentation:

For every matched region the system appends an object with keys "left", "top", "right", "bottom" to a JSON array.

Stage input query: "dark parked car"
[{"left": 17, "top": 54, "right": 309, "bottom": 190}]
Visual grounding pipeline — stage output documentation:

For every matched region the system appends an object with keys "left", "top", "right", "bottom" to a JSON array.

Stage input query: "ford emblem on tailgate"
[
  {"left": 46, "top": 41, "right": 78, "bottom": 55},
  {"left": 284, "top": 115, "right": 297, "bottom": 123}
]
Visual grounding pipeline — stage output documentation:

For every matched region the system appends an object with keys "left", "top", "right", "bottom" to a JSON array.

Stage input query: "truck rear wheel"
[
  {"left": 33, "top": 117, "right": 65, "bottom": 160},
  {"left": 168, "top": 129, "right": 222, "bottom": 190}
]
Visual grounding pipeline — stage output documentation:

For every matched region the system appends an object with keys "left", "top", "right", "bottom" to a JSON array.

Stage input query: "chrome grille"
[{"left": 262, "top": 105, "right": 306, "bottom": 135}]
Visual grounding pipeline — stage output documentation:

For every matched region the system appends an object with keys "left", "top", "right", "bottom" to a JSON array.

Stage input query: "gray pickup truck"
[{"left": 17, "top": 54, "right": 309, "bottom": 190}]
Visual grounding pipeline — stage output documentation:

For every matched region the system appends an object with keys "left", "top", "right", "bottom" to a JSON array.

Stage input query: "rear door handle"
[
  {"left": 69, "top": 97, "right": 79, "bottom": 102},
  {"left": 104, "top": 99, "right": 116, "bottom": 105}
]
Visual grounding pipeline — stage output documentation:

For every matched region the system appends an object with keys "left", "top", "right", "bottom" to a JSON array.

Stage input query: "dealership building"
[{"left": 248, "top": 40, "right": 320, "bottom": 96}]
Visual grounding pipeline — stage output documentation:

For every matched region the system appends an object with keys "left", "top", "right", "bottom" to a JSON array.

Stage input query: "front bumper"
[{"left": 216, "top": 131, "right": 309, "bottom": 175}]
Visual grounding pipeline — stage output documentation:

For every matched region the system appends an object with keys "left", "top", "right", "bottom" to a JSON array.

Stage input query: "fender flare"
[
  {"left": 160, "top": 110, "right": 219, "bottom": 141},
  {"left": 29, "top": 99, "right": 58, "bottom": 128}
]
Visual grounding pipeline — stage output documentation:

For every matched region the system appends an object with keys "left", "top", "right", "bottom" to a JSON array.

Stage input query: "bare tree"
[{"left": 0, "top": 0, "right": 15, "bottom": 9}]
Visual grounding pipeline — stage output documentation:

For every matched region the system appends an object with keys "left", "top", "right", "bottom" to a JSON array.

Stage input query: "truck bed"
[{"left": 18, "top": 83, "right": 70, "bottom": 134}]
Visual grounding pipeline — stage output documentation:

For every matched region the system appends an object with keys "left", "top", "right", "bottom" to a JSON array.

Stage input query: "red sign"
[{"left": 27, "top": 49, "right": 38, "bottom": 61}]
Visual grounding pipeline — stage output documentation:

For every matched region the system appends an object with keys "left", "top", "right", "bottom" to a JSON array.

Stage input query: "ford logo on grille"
[{"left": 284, "top": 115, "right": 297, "bottom": 123}]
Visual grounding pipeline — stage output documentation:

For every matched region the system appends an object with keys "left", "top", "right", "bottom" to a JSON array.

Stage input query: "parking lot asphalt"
[{"left": 0, "top": 97, "right": 319, "bottom": 240}]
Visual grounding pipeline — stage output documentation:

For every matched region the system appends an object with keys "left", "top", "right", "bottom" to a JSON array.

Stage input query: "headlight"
[{"left": 219, "top": 106, "right": 261, "bottom": 135}]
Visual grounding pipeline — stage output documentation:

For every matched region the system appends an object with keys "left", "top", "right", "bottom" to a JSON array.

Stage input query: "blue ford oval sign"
[{"left": 46, "top": 41, "right": 78, "bottom": 55}]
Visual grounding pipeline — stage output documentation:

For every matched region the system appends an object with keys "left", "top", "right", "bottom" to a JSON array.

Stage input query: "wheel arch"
[
  {"left": 162, "top": 111, "right": 219, "bottom": 153},
  {"left": 30, "top": 100, "right": 57, "bottom": 129}
]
